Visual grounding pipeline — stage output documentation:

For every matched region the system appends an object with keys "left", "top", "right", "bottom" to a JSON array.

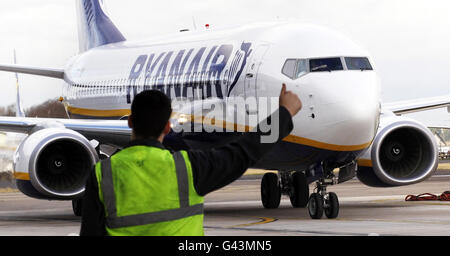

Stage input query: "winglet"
[{"left": 13, "top": 50, "right": 25, "bottom": 118}]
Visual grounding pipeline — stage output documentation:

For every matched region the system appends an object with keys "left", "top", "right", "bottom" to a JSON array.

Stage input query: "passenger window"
[
  {"left": 310, "top": 58, "right": 343, "bottom": 72},
  {"left": 345, "top": 57, "right": 373, "bottom": 71},
  {"left": 296, "top": 59, "right": 308, "bottom": 78},
  {"left": 282, "top": 59, "right": 297, "bottom": 79}
]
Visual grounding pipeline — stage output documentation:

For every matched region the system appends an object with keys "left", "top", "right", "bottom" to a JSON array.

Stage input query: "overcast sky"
[{"left": 0, "top": 0, "right": 449, "bottom": 125}]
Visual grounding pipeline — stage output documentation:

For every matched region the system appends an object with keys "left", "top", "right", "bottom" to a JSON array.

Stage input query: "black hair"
[{"left": 130, "top": 90, "right": 172, "bottom": 139}]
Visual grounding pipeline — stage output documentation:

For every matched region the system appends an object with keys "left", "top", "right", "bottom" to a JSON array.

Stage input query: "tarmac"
[{"left": 0, "top": 165, "right": 450, "bottom": 236}]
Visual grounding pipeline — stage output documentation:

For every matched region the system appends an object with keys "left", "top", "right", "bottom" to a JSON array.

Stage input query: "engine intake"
[
  {"left": 357, "top": 117, "right": 438, "bottom": 187},
  {"left": 14, "top": 128, "right": 98, "bottom": 199}
]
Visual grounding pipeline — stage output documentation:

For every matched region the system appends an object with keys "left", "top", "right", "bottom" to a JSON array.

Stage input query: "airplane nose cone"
[{"left": 298, "top": 71, "right": 380, "bottom": 150}]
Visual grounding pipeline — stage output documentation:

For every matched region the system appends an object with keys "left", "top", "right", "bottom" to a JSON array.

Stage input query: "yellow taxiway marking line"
[
  {"left": 229, "top": 217, "right": 277, "bottom": 228},
  {"left": 439, "top": 163, "right": 450, "bottom": 169},
  {"left": 0, "top": 188, "right": 19, "bottom": 194}
]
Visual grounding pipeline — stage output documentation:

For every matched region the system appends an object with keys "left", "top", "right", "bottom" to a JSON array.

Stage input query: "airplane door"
[{"left": 245, "top": 44, "right": 269, "bottom": 114}]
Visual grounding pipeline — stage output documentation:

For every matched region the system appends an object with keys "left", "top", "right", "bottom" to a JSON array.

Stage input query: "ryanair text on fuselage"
[{"left": 126, "top": 42, "right": 253, "bottom": 103}]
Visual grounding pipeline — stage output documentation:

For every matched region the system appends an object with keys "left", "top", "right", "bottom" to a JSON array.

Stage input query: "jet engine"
[
  {"left": 14, "top": 128, "right": 98, "bottom": 199},
  {"left": 357, "top": 115, "right": 438, "bottom": 187}
]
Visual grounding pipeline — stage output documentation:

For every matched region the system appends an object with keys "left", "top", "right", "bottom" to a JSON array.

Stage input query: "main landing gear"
[
  {"left": 261, "top": 171, "right": 309, "bottom": 209},
  {"left": 260, "top": 167, "right": 340, "bottom": 219}
]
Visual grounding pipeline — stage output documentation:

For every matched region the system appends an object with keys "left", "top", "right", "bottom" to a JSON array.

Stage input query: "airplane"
[{"left": 0, "top": 0, "right": 449, "bottom": 219}]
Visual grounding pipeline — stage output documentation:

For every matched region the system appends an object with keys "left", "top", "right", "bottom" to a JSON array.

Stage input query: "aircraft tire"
[
  {"left": 289, "top": 171, "right": 309, "bottom": 208},
  {"left": 308, "top": 193, "right": 324, "bottom": 219},
  {"left": 324, "top": 192, "right": 339, "bottom": 219},
  {"left": 261, "top": 173, "right": 281, "bottom": 209}
]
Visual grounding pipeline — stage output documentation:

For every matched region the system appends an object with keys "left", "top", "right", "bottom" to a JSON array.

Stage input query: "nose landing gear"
[{"left": 308, "top": 175, "right": 339, "bottom": 219}]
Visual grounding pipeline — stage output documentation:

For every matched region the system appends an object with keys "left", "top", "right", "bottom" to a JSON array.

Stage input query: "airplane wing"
[
  {"left": 0, "top": 61, "right": 129, "bottom": 145},
  {"left": 0, "top": 117, "right": 131, "bottom": 146},
  {"left": 0, "top": 63, "right": 64, "bottom": 79},
  {"left": 429, "top": 125, "right": 450, "bottom": 130},
  {"left": 383, "top": 95, "right": 450, "bottom": 115}
]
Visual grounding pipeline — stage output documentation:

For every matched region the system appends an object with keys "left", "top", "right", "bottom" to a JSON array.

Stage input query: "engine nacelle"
[
  {"left": 357, "top": 114, "right": 438, "bottom": 187},
  {"left": 14, "top": 128, "right": 98, "bottom": 199}
]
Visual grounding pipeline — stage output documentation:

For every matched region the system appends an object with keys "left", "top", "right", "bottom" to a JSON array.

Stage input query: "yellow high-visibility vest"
[{"left": 95, "top": 146, "right": 204, "bottom": 236}]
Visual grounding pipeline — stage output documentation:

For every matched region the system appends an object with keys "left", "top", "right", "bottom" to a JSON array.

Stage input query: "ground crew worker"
[{"left": 80, "top": 84, "right": 302, "bottom": 236}]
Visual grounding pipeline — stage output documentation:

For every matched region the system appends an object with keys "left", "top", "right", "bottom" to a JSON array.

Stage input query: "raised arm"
[{"left": 188, "top": 84, "right": 302, "bottom": 196}]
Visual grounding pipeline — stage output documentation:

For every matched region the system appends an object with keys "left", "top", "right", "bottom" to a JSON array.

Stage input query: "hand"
[{"left": 279, "top": 83, "right": 302, "bottom": 117}]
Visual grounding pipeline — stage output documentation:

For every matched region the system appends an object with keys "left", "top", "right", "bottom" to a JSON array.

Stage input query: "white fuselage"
[{"left": 62, "top": 22, "right": 381, "bottom": 169}]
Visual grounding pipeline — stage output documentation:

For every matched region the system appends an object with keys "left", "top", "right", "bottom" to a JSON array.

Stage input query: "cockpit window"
[
  {"left": 282, "top": 56, "right": 372, "bottom": 80},
  {"left": 345, "top": 57, "right": 373, "bottom": 71},
  {"left": 296, "top": 59, "right": 308, "bottom": 78},
  {"left": 282, "top": 59, "right": 297, "bottom": 79},
  {"left": 309, "top": 58, "right": 343, "bottom": 72}
]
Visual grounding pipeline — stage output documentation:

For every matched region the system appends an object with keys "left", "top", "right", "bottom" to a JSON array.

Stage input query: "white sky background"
[{"left": 0, "top": 0, "right": 449, "bottom": 124}]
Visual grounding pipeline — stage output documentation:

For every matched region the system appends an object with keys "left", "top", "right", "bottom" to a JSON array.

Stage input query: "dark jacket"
[{"left": 80, "top": 106, "right": 294, "bottom": 236}]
